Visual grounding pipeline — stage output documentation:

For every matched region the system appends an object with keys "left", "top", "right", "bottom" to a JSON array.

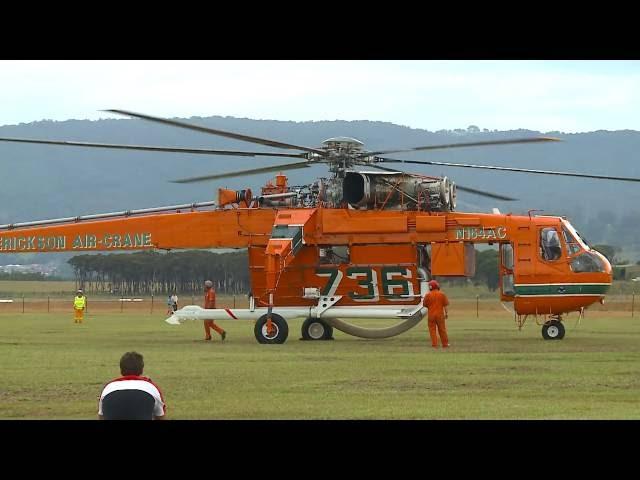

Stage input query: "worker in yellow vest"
[{"left": 74, "top": 289, "right": 87, "bottom": 324}]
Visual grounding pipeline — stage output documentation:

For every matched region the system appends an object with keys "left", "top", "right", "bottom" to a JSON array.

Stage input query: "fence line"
[
  {"left": 0, "top": 294, "right": 245, "bottom": 314},
  {"left": 0, "top": 294, "right": 637, "bottom": 316}
]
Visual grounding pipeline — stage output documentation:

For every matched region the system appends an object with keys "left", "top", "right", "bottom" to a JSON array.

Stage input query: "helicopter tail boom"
[{"left": 0, "top": 208, "right": 276, "bottom": 252}]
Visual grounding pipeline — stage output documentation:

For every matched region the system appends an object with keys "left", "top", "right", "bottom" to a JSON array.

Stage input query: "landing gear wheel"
[
  {"left": 542, "top": 320, "right": 565, "bottom": 340},
  {"left": 255, "top": 313, "right": 289, "bottom": 344},
  {"left": 301, "top": 317, "right": 334, "bottom": 340}
]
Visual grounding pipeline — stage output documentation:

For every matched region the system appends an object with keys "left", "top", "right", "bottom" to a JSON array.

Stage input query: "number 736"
[{"left": 315, "top": 266, "right": 415, "bottom": 302}]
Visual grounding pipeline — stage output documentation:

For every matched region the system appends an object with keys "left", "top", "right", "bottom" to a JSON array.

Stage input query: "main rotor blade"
[
  {"left": 0, "top": 137, "right": 306, "bottom": 159},
  {"left": 171, "top": 161, "right": 313, "bottom": 184},
  {"left": 363, "top": 163, "right": 517, "bottom": 200},
  {"left": 105, "top": 109, "right": 326, "bottom": 155},
  {"left": 360, "top": 137, "right": 560, "bottom": 157},
  {"left": 376, "top": 157, "right": 640, "bottom": 183},
  {"left": 455, "top": 185, "right": 517, "bottom": 201}
]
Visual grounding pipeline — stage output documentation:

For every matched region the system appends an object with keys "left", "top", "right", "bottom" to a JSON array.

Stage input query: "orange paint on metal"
[
  {"left": 349, "top": 244, "right": 416, "bottom": 264},
  {"left": 275, "top": 174, "right": 287, "bottom": 188},
  {"left": 218, "top": 189, "right": 238, "bottom": 207},
  {"left": 321, "top": 210, "right": 408, "bottom": 234},
  {"left": 514, "top": 296, "right": 606, "bottom": 315},
  {"left": 431, "top": 242, "right": 475, "bottom": 276},
  {"left": 274, "top": 209, "right": 317, "bottom": 226},
  {"left": 0, "top": 209, "right": 276, "bottom": 252},
  {"left": 415, "top": 215, "right": 447, "bottom": 232},
  {"left": 451, "top": 217, "right": 481, "bottom": 226}
]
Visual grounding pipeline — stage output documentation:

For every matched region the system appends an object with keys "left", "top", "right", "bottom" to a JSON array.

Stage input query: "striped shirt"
[{"left": 98, "top": 375, "right": 166, "bottom": 420}]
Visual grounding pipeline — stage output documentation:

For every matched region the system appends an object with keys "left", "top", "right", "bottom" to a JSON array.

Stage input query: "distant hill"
[{"left": 1, "top": 115, "right": 639, "bottom": 263}]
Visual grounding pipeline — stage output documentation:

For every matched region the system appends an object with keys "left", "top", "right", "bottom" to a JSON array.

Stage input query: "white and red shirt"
[{"left": 98, "top": 375, "right": 166, "bottom": 419}]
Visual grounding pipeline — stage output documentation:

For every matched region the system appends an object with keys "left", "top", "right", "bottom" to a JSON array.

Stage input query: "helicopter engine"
[{"left": 341, "top": 172, "right": 457, "bottom": 211}]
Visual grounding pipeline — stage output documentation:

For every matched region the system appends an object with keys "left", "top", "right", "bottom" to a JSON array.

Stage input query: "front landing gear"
[
  {"left": 542, "top": 318, "right": 565, "bottom": 340},
  {"left": 255, "top": 313, "right": 289, "bottom": 344},
  {"left": 300, "top": 317, "right": 334, "bottom": 340}
]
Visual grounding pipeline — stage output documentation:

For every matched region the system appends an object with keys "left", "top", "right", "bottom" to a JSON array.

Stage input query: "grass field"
[{"left": 1, "top": 301, "right": 640, "bottom": 419}]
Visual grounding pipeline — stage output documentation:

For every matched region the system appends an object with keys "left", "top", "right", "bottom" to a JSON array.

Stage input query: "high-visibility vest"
[{"left": 74, "top": 296, "right": 86, "bottom": 309}]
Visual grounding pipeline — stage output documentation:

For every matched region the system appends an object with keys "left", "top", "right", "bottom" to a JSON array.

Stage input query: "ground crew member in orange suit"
[
  {"left": 203, "top": 280, "right": 226, "bottom": 342},
  {"left": 423, "top": 280, "right": 449, "bottom": 348},
  {"left": 74, "top": 289, "right": 86, "bottom": 324}
]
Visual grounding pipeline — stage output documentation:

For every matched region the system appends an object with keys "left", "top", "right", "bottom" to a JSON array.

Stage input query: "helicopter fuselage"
[{"left": 0, "top": 197, "right": 612, "bottom": 318}]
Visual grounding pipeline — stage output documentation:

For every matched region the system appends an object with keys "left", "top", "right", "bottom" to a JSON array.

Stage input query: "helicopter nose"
[
  {"left": 592, "top": 249, "right": 613, "bottom": 284},
  {"left": 600, "top": 251, "right": 613, "bottom": 276}
]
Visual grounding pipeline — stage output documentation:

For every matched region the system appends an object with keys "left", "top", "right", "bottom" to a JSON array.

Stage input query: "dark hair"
[{"left": 120, "top": 351, "right": 144, "bottom": 376}]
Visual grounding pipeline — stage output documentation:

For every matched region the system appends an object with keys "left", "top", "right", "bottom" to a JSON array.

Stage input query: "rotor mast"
[{"left": 321, "top": 137, "right": 365, "bottom": 174}]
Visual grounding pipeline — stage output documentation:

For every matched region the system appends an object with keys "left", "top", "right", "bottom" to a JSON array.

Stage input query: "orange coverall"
[
  {"left": 203, "top": 287, "right": 225, "bottom": 340},
  {"left": 423, "top": 290, "right": 449, "bottom": 347}
]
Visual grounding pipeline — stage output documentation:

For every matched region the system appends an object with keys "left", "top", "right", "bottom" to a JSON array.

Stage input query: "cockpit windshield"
[
  {"left": 574, "top": 230, "right": 591, "bottom": 248},
  {"left": 561, "top": 220, "right": 590, "bottom": 251},
  {"left": 561, "top": 219, "right": 608, "bottom": 273},
  {"left": 562, "top": 227, "right": 582, "bottom": 256}
]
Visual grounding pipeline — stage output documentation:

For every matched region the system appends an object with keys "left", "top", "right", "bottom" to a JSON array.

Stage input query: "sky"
[{"left": 1, "top": 60, "right": 640, "bottom": 133}]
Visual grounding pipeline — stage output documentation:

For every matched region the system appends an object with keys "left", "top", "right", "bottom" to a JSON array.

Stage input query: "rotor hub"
[{"left": 321, "top": 137, "right": 364, "bottom": 152}]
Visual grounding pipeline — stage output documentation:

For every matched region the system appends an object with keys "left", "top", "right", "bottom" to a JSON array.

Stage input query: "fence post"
[
  {"left": 632, "top": 292, "right": 635, "bottom": 318},
  {"left": 476, "top": 295, "right": 479, "bottom": 318},
  {"left": 121, "top": 298, "right": 124, "bottom": 313},
  {"left": 233, "top": 295, "right": 236, "bottom": 308},
  {"left": 151, "top": 294, "right": 154, "bottom": 314},
  {"left": 22, "top": 295, "right": 24, "bottom": 313},
  {"left": 47, "top": 296, "right": 50, "bottom": 313}
]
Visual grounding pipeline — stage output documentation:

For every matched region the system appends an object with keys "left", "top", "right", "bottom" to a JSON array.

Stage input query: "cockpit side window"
[
  {"left": 540, "top": 227, "right": 562, "bottom": 261},
  {"left": 562, "top": 227, "right": 582, "bottom": 256}
]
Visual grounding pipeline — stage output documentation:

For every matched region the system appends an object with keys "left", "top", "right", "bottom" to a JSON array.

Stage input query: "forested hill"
[{"left": 1, "top": 116, "right": 639, "bottom": 259}]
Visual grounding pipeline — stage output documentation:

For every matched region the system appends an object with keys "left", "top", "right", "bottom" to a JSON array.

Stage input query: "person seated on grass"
[{"left": 98, "top": 351, "right": 166, "bottom": 420}]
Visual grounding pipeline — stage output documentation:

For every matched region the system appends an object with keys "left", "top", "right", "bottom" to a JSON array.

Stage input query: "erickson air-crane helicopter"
[{"left": 1, "top": 110, "right": 639, "bottom": 343}]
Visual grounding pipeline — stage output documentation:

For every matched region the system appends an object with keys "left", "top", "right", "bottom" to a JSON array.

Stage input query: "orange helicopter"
[{"left": 1, "top": 109, "right": 638, "bottom": 343}]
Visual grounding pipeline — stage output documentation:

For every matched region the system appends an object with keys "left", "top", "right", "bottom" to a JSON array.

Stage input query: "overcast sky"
[{"left": 1, "top": 60, "right": 639, "bottom": 133}]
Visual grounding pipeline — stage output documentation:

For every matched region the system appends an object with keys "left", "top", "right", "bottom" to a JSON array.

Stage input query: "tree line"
[
  {"left": 67, "top": 248, "right": 505, "bottom": 296},
  {"left": 67, "top": 250, "right": 249, "bottom": 295}
]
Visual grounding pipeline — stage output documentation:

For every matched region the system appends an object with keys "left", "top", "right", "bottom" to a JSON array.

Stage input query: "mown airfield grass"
[{"left": 1, "top": 295, "right": 640, "bottom": 420}]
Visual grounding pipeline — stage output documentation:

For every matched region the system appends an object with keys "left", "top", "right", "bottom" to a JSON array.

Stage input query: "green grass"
[
  {"left": 0, "top": 280, "right": 78, "bottom": 297},
  {"left": 1, "top": 310, "right": 640, "bottom": 419}
]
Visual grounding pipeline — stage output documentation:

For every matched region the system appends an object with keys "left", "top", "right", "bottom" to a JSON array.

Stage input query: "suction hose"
[
  {"left": 322, "top": 267, "right": 429, "bottom": 339},
  {"left": 323, "top": 309, "right": 425, "bottom": 339}
]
